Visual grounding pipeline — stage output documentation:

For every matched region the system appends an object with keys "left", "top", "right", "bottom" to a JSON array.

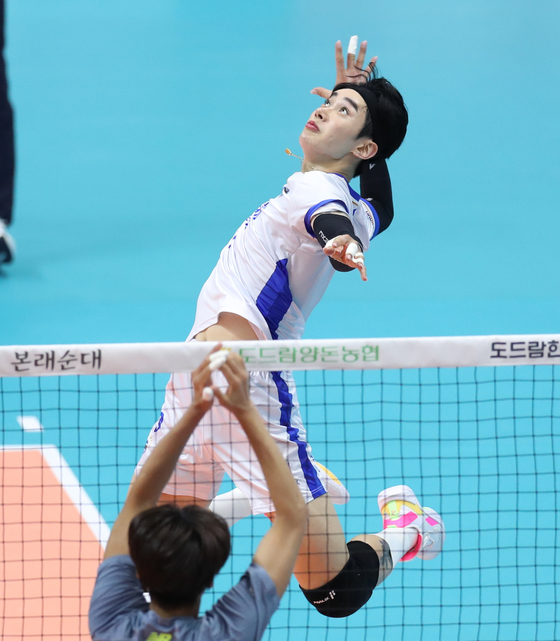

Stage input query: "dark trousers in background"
[{"left": 0, "top": 0, "right": 14, "bottom": 225}]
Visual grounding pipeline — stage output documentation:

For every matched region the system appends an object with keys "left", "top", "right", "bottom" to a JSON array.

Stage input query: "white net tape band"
[{"left": 1, "top": 334, "right": 560, "bottom": 378}]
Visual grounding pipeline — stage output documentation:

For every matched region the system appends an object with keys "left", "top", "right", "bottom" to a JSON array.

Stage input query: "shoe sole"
[{"left": 417, "top": 506, "right": 446, "bottom": 560}]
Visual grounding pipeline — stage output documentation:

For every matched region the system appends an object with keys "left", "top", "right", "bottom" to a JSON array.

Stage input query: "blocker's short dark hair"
[{"left": 129, "top": 503, "right": 230, "bottom": 609}]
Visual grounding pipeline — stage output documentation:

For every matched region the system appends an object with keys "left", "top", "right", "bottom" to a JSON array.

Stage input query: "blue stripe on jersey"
[
  {"left": 363, "top": 198, "right": 380, "bottom": 239},
  {"left": 256, "top": 259, "right": 292, "bottom": 340},
  {"left": 304, "top": 199, "right": 348, "bottom": 237},
  {"left": 271, "top": 371, "right": 324, "bottom": 498},
  {"left": 348, "top": 183, "right": 361, "bottom": 201}
]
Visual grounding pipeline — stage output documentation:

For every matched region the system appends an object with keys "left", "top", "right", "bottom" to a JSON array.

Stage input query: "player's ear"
[{"left": 353, "top": 140, "right": 378, "bottom": 162}]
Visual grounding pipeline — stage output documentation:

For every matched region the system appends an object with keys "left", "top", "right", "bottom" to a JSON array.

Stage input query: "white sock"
[
  {"left": 376, "top": 527, "right": 418, "bottom": 564},
  {"left": 209, "top": 487, "right": 252, "bottom": 527}
]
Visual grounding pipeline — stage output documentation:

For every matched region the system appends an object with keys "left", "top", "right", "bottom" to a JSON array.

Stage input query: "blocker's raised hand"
[
  {"left": 311, "top": 37, "right": 378, "bottom": 100},
  {"left": 212, "top": 352, "right": 253, "bottom": 416}
]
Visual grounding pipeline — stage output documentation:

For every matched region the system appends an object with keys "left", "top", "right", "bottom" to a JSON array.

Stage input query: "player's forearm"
[
  {"left": 235, "top": 406, "right": 307, "bottom": 524},
  {"left": 359, "top": 159, "right": 394, "bottom": 234},
  {"left": 359, "top": 159, "right": 392, "bottom": 205},
  {"left": 127, "top": 404, "right": 207, "bottom": 512}
]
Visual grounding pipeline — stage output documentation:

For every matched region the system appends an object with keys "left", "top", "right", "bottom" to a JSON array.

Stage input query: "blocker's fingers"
[
  {"left": 209, "top": 343, "right": 222, "bottom": 354},
  {"left": 218, "top": 359, "right": 244, "bottom": 392},
  {"left": 225, "top": 352, "right": 246, "bottom": 376},
  {"left": 345, "top": 242, "right": 359, "bottom": 261},
  {"left": 201, "top": 343, "right": 222, "bottom": 366},
  {"left": 210, "top": 353, "right": 227, "bottom": 371},
  {"left": 209, "top": 347, "right": 230, "bottom": 362},
  {"left": 202, "top": 387, "right": 214, "bottom": 402},
  {"left": 209, "top": 353, "right": 228, "bottom": 371}
]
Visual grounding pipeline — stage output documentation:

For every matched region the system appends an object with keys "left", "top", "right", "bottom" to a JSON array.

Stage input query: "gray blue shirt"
[{"left": 89, "top": 555, "right": 279, "bottom": 641}]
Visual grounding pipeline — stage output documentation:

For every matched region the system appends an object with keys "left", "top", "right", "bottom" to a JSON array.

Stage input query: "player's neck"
[
  {"left": 301, "top": 156, "right": 355, "bottom": 182},
  {"left": 150, "top": 597, "right": 201, "bottom": 619}
]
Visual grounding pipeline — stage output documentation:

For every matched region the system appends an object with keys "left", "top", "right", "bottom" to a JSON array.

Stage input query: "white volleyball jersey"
[{"left": 187, "top": 171, "right": 379, "bottom": 342}]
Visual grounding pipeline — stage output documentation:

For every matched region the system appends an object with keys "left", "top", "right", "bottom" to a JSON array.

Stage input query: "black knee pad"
[{"left": 299, "top": 540, "right": 379, "bottom": 618}]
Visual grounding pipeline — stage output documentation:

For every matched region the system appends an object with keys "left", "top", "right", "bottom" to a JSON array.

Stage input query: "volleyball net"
[{"left": 0, "top": 335, "right": 559, "bottom": 641}]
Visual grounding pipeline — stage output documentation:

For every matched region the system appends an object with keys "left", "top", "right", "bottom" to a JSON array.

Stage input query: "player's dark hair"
[
  {"left": 334, "top": 67, "right": 408, "bottom": 176},
  {"left": 129, "top": 503, "right": 230, "bottom": 609}
]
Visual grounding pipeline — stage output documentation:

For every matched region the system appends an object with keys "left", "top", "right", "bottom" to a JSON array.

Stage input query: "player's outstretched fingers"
[
  {"left": 354, "top": 254, "right": 367, "bottom": 281},
  {"left": 355, "top": 40, "right": 367, "bottom": 71},
  {"left": 327, "top": 239, "right": 345, "bottom": 257},
  {"left": 346, "top": 35, "right": 358, "bottom": 67},
  {"left": 367, "top": 55, "right": 378, "bottom": 73},
  {"left": 345, "top": 242, "right": 359, "bottom": 262},
  {"left": 310, "top": 86, "right": 330, "bottom": 98},
  {"left": 334, "top": 40, "right": 345, "bottom": 78}
]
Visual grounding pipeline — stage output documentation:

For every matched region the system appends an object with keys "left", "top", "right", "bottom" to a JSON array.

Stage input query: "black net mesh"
[{"left": 1, "top": 363, "right": 559, "bottom": 640}]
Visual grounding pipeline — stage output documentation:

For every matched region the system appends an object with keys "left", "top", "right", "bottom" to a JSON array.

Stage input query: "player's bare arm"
[
  {"left": 213, "top": 352, "right": 308, "bottom": 598},
  {"left": 104, "top": 347, "right": 221, "bottom": 559}
]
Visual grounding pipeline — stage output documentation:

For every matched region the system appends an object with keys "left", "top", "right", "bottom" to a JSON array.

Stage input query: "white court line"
[
  {"left": 16, "top": 415, "right": 44, "bottom": 432},
  {"left": 0, "top": 444, "right": 110, "bottom": 549}
]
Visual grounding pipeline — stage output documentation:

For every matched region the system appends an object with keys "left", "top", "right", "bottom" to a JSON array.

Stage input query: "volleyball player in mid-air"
[{"left": 136, "top": 38, "right": 445, "bottom": 618}]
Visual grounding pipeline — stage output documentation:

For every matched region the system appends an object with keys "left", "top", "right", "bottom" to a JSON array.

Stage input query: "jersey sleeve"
[
  {"left": 285, "top": 172, "right": 352, "bottom": 240},
  {"left": 88, "top": 555, "right": 148, "bottom": 640}
]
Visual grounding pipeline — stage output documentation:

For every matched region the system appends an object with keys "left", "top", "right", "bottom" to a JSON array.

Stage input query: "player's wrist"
[
  {"left": 184, "top": 401, "right": 209, "bottom": 421},
  {"left": 231, "top": 403, "right": 260, "bottom": 423}
]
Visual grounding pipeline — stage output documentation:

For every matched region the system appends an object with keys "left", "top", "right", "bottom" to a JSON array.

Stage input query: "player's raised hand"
[
  {"left": 311, "top": 37, "right": 378, "bottom": 100},
  {"left": 212, "top": 352, "right": 254, "bottom": 416},
  {"left": 324, "top": 234, "right": 367, "bottom": 281}
]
